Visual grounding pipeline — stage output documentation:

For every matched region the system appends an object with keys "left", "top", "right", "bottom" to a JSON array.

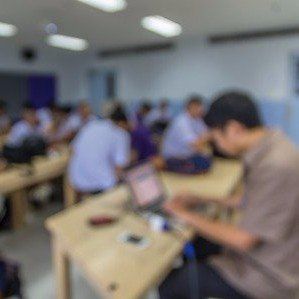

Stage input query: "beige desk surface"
[
  {"left": 161, "top": 158, "right": 242, "bottom": 199},
  {"left": 0, "top": 148, "right": 70, "bottom": 195},
  {"left": 46, "top": 158, "right": 243, "bottom": 299}
]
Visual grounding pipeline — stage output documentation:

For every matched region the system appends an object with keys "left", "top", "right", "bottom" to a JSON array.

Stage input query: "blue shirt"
[
  {"left": 162, "top": 112, "right": 207, "bottom": 159},
  {"left": 69, "top": 119, "right": 130, "bottom": 192},
  {"left": 37, "top": 108, "right": 53, "bottom": 132}
]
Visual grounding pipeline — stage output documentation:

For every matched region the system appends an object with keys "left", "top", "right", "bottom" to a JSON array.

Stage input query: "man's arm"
[
  {"left": 172, "top": 189, "right": 243, "bottom": 209},
  {"left": 165, "top": 200, "right": 259, "bottom": 252}
]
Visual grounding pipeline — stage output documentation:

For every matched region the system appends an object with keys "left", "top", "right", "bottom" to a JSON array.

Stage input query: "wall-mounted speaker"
[{"left": 20, "top": 47, "right": 37, "bottom": 62}]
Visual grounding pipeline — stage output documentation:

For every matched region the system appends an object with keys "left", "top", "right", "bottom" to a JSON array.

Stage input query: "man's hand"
[
  {"left": 164, "top": 199, "right": 189, "bottom": 219},
  {"left": 171, "top": 192, "right": 202, "bottom": 207},
  {"left": 164, "top": 198, "right": 258, "bottom": 253}
]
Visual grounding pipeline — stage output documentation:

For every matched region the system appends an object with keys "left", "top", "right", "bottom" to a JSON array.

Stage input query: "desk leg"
[
  {"left": 10, "top": 190, "right": 27, "bottom": 229},
  {"left": 53, "top": 237, "right": 71, "bottom": 299}
]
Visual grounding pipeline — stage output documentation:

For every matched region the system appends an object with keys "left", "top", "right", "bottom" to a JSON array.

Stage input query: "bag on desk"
[
  {"left": 166, "top": 154, "right": 212, "bottom": 174},
  {"left": 0, "top": 258, "right": 23, "bottom": 298},
  {"left": 2, "top": 135, "right": 47, "bottom": 164}
]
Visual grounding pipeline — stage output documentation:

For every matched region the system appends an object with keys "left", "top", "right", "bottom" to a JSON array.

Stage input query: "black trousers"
[
  {"left": 159, "top": 262, "right": 249, "bottom": 299},
  {"left": 159, "top": 237, "right": 250, "bottom": 299}
]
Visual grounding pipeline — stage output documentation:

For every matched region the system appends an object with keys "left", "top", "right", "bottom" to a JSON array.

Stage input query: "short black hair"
[
  {"left": 23, "top": 102, "right": 36, "bottom": 111},
  {"left": 59, "top": 105, "right": 72, "bottom": 114},
  {"left": 186, "top": 95, "right": 204, "bottom": 107},
  {"left": 140, "top": 102, "right": 152, "bottom": 112},
  {"left": 205, "top": 91, "right": 262, "bottom": 129},
  {"left": 110, "top": 107, "right": 128, "bottom": 123}
]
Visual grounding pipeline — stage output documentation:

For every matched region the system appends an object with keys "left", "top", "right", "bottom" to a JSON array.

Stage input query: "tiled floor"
[{"left": 0, "top": 203, "right": 158, "bottom": 299}]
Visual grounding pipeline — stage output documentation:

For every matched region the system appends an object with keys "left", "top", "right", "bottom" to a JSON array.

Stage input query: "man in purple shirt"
[{"left": 131, "top": 102, "right": 157, "bottom": 162}]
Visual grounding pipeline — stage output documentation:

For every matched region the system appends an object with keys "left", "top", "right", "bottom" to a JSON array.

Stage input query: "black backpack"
[{"left": 2, "top": 136, "right": 47, "bottom": 164}]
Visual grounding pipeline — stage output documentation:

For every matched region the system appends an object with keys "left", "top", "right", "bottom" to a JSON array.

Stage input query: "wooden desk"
[
  {"left": 46, "top": 158, "right": 243, "bottom": 299},
  {"left": 0, "top": 148, "right": 70, "bottom": 229}
]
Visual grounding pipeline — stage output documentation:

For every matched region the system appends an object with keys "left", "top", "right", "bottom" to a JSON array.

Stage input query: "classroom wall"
[
  {"left": 0, "top": 35, "right": 299, "bottom": 104},
  {"left": 81, "top": 35, "right": 299, "bottom": 102}
]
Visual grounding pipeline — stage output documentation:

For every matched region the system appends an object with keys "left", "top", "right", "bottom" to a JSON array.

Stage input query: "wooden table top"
[
  {"left": 0, "top": 147, "right": 70, "bottom": 195},
  {"left": 46, "top": 158, "right": 243, "bottom": 299}
]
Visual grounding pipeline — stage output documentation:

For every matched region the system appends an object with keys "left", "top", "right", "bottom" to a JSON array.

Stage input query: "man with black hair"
[
  {"left": 68, "top": 107, "right": 131, "bottom": 198},
  {"left": 162, "top": 96, "right": 209, "bottom": 159},
  {"left": 67, "top": 101, "right": 96, "bottom": 134},
  {"left": 145, "top": 99, "right": 172, "bottom": 127},
  {"left": 161, "top": 95, "right": 211, "bottom": 173},
  {"left": 6, "top": 103, "right": 42, "bottom": 147},
  {"left": 0, "top": 100, "right": 10, "bottom": 135},
  {"left": 145, "top": 99, "right": 172, "bottom": 135},
  {"left": 159, "top": 91, "right": 299, "bottom": 299},
  {"left": 48, "top": 105, "right": 75, "bottom": 144}
]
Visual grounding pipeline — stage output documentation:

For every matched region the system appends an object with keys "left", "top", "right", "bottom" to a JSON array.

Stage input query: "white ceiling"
[{"left": 1, "top": 0, "right": 299, "bottom": 52}]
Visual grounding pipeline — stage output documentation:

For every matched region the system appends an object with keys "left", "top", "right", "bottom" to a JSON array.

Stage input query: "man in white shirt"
[
  {"left": 37, "top": 102, "right": 56, "bottom": 135},
  {"left": 6, "top": 103, "right": 42, "bottom": 147},
  {"left": 60, "top": 102, "right": 96, "bottom": 143},
  {"left": 145, "top": 99, "right": 172, "bottom": 127},
  {"left": 162, "top": 96, "right": 209, "bottom": 159},
  {"left": 68, "top": 107, "right": 130, "bottom": 198}
]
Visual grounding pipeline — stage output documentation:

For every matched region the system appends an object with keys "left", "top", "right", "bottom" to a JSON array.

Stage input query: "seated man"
[
  {"left": 0, "top": 100, "right": 10, "bottom": 135},
  {"left": 37, "top": 101, "right": 57, "bottom": 136},
  {"left": 145, "top": 99, "right": 172, "bottom": 134},
  {"left": 162, "top": 95, "right": 211, "bottom": 174},
  {"left": 48, "top": 105, "right": 73, "bottom": 145},
  {"left": 159, "top": 91, "right": 299, "bottom": 299},
  {"left": 68, "top": 107, "right": 130, "bottom": 199},
  {"left": 6, "top": 103, "right": 42, "bottom": 147},
  {"left": 67, "top": 101, "right": 95, "bottom": 134}
]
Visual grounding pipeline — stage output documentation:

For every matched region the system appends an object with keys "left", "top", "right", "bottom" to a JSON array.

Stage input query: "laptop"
[{"left": 124, "top": 162, "right": 168, "bottom": 215}]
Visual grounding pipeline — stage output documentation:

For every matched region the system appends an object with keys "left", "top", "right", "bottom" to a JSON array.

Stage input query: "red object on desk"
[{"left": 88, "top": 216, "right": 118, "bottom": 227}]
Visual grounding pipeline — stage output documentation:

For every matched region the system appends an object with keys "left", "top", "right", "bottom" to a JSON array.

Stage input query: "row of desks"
[
  {"left": 0, "top": 142, "right": 243, "bottom": 299},
  {"left": 0, "top": 148, "right": 69, "bottom": 228},
  {"left": 46, "top": 159, "right": 243, "bottom": 299}
]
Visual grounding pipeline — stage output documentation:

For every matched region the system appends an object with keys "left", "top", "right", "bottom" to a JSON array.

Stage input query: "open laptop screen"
[{"left": 125, "top": 163, "right": 164, "bottom": 210}]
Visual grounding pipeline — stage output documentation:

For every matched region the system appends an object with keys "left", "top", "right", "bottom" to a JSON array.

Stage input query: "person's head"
[
  {"left": 101, "top": 101, "right": 125, "bottom": 119},
  {"left": 22, "top": 102, "right": 38, "bottom": 126},
  {"left": 55, "top": 105, "right": 72, "bottom": 123},
  {"left": 78, "top": 101, "right": 91, "bottom": 120},
  {"left": 110, "top": 107, "right": 129, "bottom": 131},
  {"left": 205, "top": 91, "right": 263, "bottom": 156},
  {"left": 186, "top": 95, "right": 205, "bottom": 119},
  {"left": 139, "top": 102, "right": 152, "bottom": 117},
  {"left": 48, "top": 101, "right": 58, "bottom": 112},
  {"left": 159, "top": 99, "right": 169, "bottom": 111},
  {"left": 0, "top": 100, "right": 6, "bottom": 116}
]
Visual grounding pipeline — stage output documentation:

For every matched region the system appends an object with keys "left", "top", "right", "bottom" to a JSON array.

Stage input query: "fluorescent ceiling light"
[
  {"left": 141, "top": 16, "right": 182, "bottom": 38},
  {"left": 46, "top": 34, "right": 89, "bottom": 51},
  {"left": 0, "top": 21, "right": 18, "bottom": 37},
  {"left": 77, "top": 0, "right": 127, "bottom": 13}
]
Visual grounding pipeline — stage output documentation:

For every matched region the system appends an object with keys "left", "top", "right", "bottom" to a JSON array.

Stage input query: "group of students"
[
  {"left": 1, "top": 91, "right": 299, "bottom": 299},
  {"left": 68, "top": 96, "right": 212, "bottom": 198},
  {"left": 0, "top": 101, "right": 94, "bottom": 148},
  {"left": 70, "top": 92, "right": 299, "bottom": 299}
]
